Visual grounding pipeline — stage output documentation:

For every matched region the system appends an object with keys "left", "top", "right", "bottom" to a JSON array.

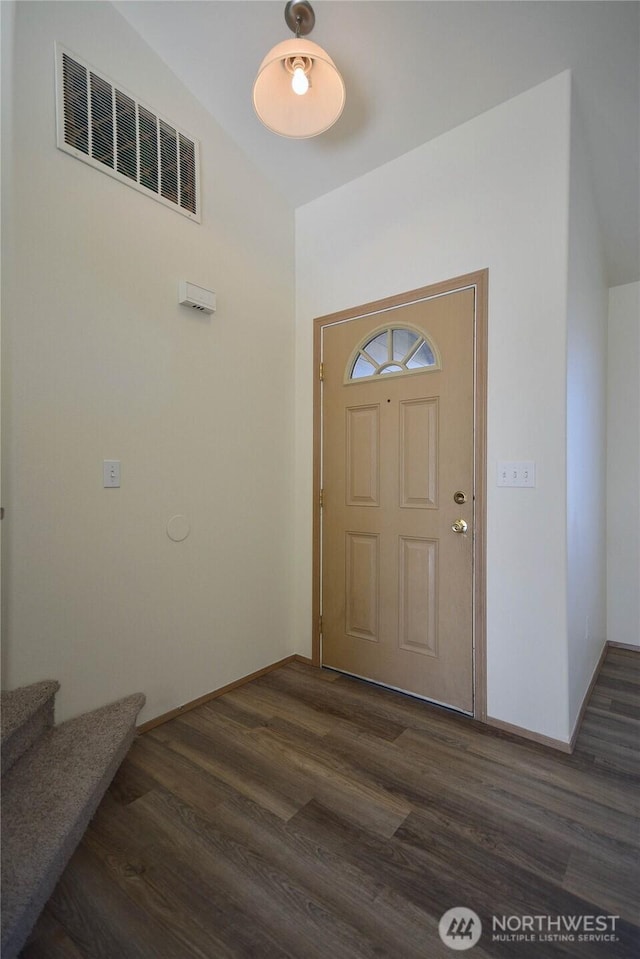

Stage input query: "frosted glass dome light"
[{"left": 252, "top": 1, "right": 345, "bottom": 139}]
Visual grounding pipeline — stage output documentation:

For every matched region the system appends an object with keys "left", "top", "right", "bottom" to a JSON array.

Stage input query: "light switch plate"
[
  {"left": 497, "top": 461, "right": 535, "bottom": 487},
  {"left": 103, "top": 460, "right": 121, "bottom": 488}
]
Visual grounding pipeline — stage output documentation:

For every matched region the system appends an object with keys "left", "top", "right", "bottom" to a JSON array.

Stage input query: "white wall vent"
[{"left": 55, "top": 44, "right": 201, "bottom": 222}]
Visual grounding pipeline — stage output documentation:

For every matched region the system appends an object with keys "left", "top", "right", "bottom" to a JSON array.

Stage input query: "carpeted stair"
[{"left": 0, "top": 681, "right": 145, "bottom": 959}]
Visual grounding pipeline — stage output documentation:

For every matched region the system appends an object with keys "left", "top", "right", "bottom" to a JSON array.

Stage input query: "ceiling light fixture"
[{"left": 252, "top": 0, "right": 345, "bottom": 139}]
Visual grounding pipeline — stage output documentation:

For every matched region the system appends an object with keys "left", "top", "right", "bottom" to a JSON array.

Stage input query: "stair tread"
[
  {"left": 1, "top": 693, "right": 145, "bottom": 956},
  {"left": 1, "top": 681, "right": 59, "bottom": 745}
]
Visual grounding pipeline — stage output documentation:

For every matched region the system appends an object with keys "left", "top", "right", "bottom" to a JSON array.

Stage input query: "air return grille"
[{"left": 56, "top": 45, "right": 200, "bottom": 221}]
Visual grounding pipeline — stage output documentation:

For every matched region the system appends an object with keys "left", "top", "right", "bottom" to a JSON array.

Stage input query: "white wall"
[
  {"left": 565, "top": 95, "right": 609, "bottom": 733},
  {"left": 295, "top": 73, "right": 573, "bottom": 742},
  {"left": 1, "top": 1, "right": 296, "bottom": 724},
  {"left": 607, "top": 281, "right": 640, "bottom": 649},
  {"left": 0, "top": 0, "right": 17, "bottom": 650}
]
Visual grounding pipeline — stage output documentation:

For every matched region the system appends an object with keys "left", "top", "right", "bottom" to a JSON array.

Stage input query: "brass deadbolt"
[{"left": 453, "top": 491, "right": 467, "bottom": 505}]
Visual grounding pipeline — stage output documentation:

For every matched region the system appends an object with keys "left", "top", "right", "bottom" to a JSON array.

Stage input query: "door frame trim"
[{"left": 312, "top": 270, "right": 488, "bottom": 721}]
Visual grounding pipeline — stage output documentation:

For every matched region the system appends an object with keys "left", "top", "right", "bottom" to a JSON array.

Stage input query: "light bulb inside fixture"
[
  {"left": 292, "top": 65, "right": 309, "bottom": 95},
  {"left": 290, "top": 56, "right": 310, "bottom": 95}
]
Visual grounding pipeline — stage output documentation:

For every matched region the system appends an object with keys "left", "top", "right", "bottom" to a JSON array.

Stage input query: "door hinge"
[
  {"left": 319, "top": 362, "right": 324, "bottom": 381},
  {"left": 319, "top": 488, "right": 324, "bottom": 509},
  {"left": 319, "top": 615, "right": 323, "bottom": 634},
  {"left": 0, "top": 507, "right": 4, "bottom": 520}
]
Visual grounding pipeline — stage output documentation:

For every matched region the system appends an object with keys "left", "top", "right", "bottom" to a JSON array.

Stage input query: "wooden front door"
[{"left": 320, "top": 285, "right": 477, "bottom": 712}]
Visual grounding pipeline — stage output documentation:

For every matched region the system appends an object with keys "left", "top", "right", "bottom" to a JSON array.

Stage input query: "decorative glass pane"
[
  {"left": 348, "top": 326, "right": 438, "bottom": 381},
  {"left": 364, "top": 332, "right": 389, "bottom": 365},
  {"left": 393, "top": 329, "right": 418, "bottom": 362},
  {"left": 352, "top": 355, "right": 376, "bottom": 379},
  {"left": 406, "top": 341, "right": 435, "bottom": 369}
]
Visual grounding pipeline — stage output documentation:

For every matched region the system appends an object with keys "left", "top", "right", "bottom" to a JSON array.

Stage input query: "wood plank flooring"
[{"left": 22, "top": 647, "right": 639, "bottom": 958}]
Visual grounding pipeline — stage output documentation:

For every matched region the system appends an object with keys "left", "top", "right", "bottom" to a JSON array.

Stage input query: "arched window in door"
[{"left": 347, "top": 326, "right": 440, "bottom": 382}]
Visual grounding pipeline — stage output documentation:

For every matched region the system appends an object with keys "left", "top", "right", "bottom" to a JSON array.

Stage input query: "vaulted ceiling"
[{"left": 115, "top": 1, "right": 639, "bottom": 286}]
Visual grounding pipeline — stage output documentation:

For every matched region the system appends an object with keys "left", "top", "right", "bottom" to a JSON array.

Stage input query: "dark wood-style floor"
[{"left": 23, "top": 647, "right": 639, "bottom": 958}]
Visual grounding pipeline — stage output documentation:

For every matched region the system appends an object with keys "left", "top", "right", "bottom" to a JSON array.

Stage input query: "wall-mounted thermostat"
[{"left": 178, "top": 280, "right": 216, "bottom": 315}]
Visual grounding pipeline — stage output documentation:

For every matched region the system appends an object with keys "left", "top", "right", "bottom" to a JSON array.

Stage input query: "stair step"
[
  {"left": 1, "top": 692, "right": 145, "bottom": 959},
  {"left": 0, "top": 681, "right": 60, "bottom": 776}
]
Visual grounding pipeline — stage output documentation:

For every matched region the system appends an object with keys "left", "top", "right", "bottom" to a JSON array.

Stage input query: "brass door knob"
[{"left": 451, "top": 518, "right": 468, "bottom": 534}]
